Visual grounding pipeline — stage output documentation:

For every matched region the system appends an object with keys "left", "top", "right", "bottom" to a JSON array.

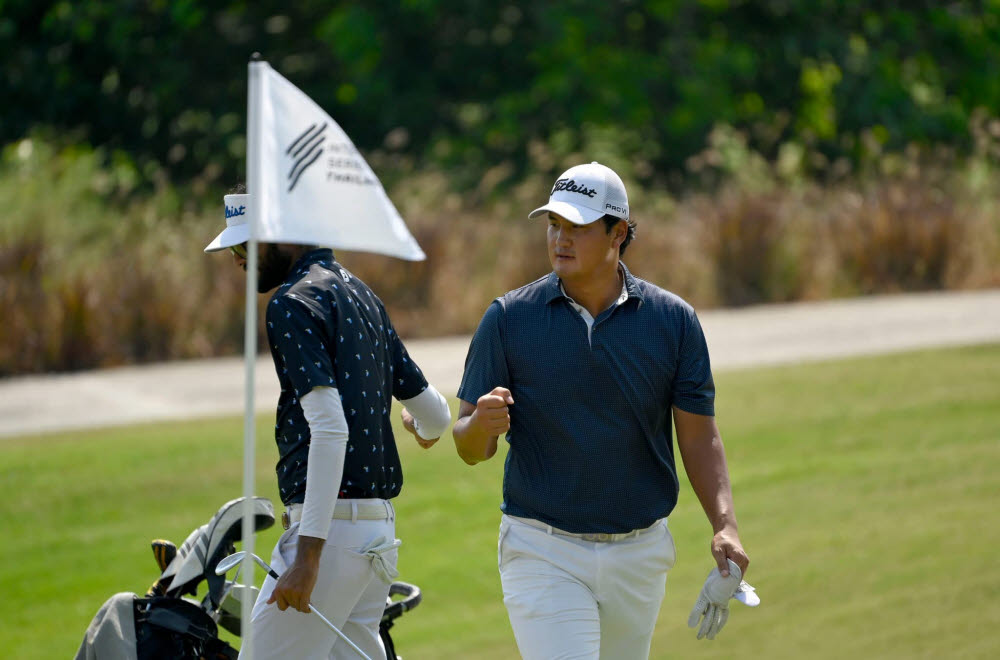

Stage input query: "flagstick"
[{"left": 240, "top": 53, "right": 264, "bottom": 659}]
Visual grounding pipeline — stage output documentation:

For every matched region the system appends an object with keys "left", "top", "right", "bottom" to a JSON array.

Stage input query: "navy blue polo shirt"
[
  {"left": 457, "top": 263, "right": 715, "bottom": 534},
  {"left": 265, "top": 248, "right": 428, "bottom": 506}
]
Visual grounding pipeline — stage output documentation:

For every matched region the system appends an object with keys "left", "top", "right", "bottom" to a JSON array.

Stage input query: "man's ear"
[{"left": 613, "top": 220, "right": 628, "bottom": 248}]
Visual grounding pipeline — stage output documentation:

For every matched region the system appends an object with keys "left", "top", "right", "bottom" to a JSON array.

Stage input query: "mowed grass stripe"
[{"left": 1, "top": 344, "right": 997, "bottom": 658}]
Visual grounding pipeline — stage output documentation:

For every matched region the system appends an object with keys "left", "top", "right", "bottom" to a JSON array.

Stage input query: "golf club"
[
  {"left": 151, "top": 539, "right": 177, "bottom": 572},
  {"left": 216, "top": 551, "right": 372, "bottom": 660},
  {"left": 212, "top": 554, "right": 244, "bottom": 622}
]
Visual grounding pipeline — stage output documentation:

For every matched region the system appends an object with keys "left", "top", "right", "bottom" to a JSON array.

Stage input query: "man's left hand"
[
  {"left": 401, "top": 408, "right": 438, "bottom": 449},
  {"left": 711, "top": 526, "right": 749, "bottom": 578},
  {"left": 688, "top": 559, "right": 759, "bottom": 640}
]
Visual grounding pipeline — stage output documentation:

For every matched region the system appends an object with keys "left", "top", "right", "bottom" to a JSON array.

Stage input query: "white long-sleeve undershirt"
[
  {"left": 298, "top": 386, "right": 349, "bottom": 539},
  {"left": 297, "top": 383, "right": 451, "bottom": 539},
  {"left": 399, "top": 385, "right": 451, "bottom": 440}
]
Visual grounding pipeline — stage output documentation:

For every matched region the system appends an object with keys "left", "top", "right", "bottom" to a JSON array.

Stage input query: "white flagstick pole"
[{"left": 240, "top": 52, "right": 264, "bottom": 659}]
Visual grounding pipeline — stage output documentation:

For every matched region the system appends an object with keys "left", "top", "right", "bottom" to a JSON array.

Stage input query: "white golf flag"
[{"left": 249, "top": 60, "right": 425, "bottom": 260}]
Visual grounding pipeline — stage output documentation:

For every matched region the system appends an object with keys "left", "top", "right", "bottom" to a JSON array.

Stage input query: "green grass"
[{"left": 2, "top": 344, "right": 999, "bottom": 658}]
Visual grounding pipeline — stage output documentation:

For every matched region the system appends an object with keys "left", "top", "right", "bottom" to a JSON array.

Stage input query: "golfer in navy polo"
[{"left": 454, "top": 162, "right": 753, "bottom": 658}]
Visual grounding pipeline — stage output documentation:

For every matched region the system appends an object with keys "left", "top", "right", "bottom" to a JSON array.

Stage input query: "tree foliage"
[{"left": 3, "top": 0, "right": 1000, "bottom": 190}]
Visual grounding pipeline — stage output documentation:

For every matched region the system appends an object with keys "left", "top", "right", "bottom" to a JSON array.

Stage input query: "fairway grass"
[{"left": 2, "top": 344, "right": 998, "bottom": 658}]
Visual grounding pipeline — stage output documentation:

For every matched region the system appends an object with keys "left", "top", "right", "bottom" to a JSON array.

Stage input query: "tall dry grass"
[{"left": 2, "top": 132, "right": 999, "bottom": 376}]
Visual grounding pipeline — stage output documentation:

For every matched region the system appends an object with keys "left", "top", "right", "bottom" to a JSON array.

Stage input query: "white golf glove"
[
  {"left": 687, "top": 559, "right": 759, "bottom": 640},
  {"left": 361, "top": 536, "right": 402, "bottom": 584}
]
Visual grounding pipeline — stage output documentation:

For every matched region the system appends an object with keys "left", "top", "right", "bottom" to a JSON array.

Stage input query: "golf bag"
[{"left": 75, "top": 496, "right": 422, "bottom": 659}]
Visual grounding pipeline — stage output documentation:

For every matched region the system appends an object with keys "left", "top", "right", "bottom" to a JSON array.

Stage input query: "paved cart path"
[{"left": 2, "top": 289, "right": 998, "bottom": 437}]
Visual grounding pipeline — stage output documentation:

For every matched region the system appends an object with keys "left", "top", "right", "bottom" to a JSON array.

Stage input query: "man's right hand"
[
  {"left": 471, "top": 387, "right": 514, "bottom": 436},
  {"left": 268, "top": 535, "right": 323, "bottom": 613},
  {"left": 453, "top": 387, "right": 514, "bottom": 464}
]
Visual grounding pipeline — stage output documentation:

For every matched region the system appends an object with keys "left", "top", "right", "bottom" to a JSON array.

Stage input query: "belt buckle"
[{"left": 281, "top": 510, "right": 290, "bottom": 530}]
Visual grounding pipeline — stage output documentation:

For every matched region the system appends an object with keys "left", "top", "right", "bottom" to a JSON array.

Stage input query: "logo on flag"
[
  {"left": 249, "top": 60, "right": 425, "bottom": 261},
  {"left": 286, "top": 123, "right": 327, "bottom": 192}
]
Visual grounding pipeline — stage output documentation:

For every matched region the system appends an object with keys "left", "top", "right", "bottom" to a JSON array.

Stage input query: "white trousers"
[
  {"left": 239, "top": 502, "right": 397, "bottom": 660},
  {"left": 498, "top": 514, "right": 676, "bottom": 660}
]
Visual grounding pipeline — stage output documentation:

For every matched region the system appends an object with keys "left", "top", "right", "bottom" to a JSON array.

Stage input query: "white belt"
[
  {"left": 283, "top": 500, "right": 400, "bottom": 584},
  {"left": 509, "top": 515, "right": 661, "bottom": 543},
  {"left": 282, "top": 499, "right": 393, "bottom": 530}
]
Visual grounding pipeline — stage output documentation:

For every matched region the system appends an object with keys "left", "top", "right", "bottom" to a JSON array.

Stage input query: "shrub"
[{"left": 2, "top": 135, "right": 998, "bottom": 376}]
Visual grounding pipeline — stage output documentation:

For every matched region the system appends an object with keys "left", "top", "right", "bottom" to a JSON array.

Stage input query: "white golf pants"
[
  {"left": 239, "top": 503, "right": 397, "bottom": 660},
  {"left": 498, "top": 514, "right": 676, "bottom": 660}
]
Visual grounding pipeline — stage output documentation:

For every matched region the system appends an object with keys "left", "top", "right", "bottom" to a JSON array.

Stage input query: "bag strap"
[{"left": 135, "top": 598, "right": 217, "bottom": 641}]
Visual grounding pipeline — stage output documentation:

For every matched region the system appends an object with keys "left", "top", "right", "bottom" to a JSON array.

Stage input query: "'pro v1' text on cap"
[{"left": 528, "top": 162, "right": 629, "bottom": 225}]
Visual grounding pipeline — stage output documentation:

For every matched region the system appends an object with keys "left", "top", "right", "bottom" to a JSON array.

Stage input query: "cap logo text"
[
  {"left": 552, "top": 178, "right": 597, "bottom": 198},
  {"left": 225, "top": 204, "right": 246, "bottom": 218},
  {"left": 605, "top": 203, "right": 627, "bottom": 214}
]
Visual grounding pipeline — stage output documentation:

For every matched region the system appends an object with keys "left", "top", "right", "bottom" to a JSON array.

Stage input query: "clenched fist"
[{"left": 473, "top": 387, "right": 514, "bottom": 437}]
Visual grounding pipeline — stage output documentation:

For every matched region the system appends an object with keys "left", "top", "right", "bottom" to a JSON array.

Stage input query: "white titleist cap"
[
  {"left": 528, "top": 161, "right": 629, "bottom": 225},
  {"left": 204, "top": 194, "right": 251, "bottom": 252}
]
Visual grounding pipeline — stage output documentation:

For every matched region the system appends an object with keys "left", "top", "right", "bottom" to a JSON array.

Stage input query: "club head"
[
  {"left": 215, "top": 551, "right": 248, "bottom": 576},
  {"left": 151, "top": 539, "right": 177, "bottom": 572},
  {"left": 216, "top": 551, "right": 278, "bottom": 578}
]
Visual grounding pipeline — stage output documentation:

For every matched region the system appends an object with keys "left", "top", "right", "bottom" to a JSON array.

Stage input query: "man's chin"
[
  {"left": 257, "top": 277, "right": 278, "bottom": 294},
  {"left": 256, "top": 244, "right": 293, "bottom": 292},
  {"left": 256, "top": 271, "right": 281, "bottom": 293},
  {"left": 551, "top": 262, "right": 576, "bottom": 279}
]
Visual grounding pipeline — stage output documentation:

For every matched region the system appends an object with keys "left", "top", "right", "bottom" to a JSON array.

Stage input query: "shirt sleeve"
[
  {"left": 457, "top": 300, "right": 510, "bottom": 404},
  {"left": 671, "top": 307, "right": 716, "bottom": 416},
  {"left": 266, "top": 295, "right": 336, "bottom": 398}
]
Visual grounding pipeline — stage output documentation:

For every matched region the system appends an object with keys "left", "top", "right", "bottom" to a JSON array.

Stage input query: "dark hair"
[
  {"left": 229, "top": 182, "right": 246, "bottom": 194},
  {"left": 601, "top": 214, "right": 636, "bottom": 256}
]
